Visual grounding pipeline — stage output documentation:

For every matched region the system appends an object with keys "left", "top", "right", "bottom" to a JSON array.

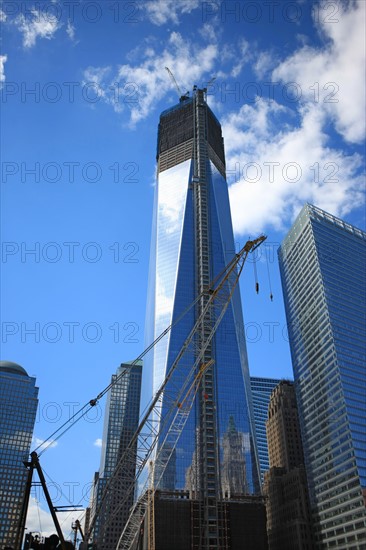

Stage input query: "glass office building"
[
  {"left": 146, "top": 89, "right": 260, "bottom": 501},
  {"left": 250, "top": 376, "right": 281, "bottom": 484},
  {"left": 0, "top": 361, "right": 39, "bottom": 547},
  {"left": 278, "top": 204, "right": 366, "bottom": 548},
  {"left": 90, "top": 361, "right": 142, "bottom": 550}
]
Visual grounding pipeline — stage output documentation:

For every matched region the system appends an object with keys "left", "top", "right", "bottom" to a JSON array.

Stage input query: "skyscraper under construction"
[{"left": 145, "top": 88, "right": 263, "bottom": 549}]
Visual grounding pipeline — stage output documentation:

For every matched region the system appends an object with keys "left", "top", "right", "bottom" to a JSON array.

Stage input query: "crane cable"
[
  {"left": 38, "top": 464, "right": 86, "bottom": 533},
  {"left": 253, "top": 253, "right": 259, "bottom": 294},
  {"left": 265, "top": 245, "right": 274, "bottom": 301},
  {"left": 34, "top": 404, "right": 91, "bottom": 457},
  {"left": 34, "top": 488, "right": 43, "bottom": 537}
]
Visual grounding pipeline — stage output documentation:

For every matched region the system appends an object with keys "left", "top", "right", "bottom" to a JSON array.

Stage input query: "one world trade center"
[{"left": 145, "top": 88, "right": 261, "bottom": 547}]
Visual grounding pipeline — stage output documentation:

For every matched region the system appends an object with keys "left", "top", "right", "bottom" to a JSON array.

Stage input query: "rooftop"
[{"left": 0, "top": 360, "right": 28, "bottom": 377}]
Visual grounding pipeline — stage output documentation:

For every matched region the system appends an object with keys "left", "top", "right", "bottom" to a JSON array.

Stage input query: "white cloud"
[
  {"left": 118, "top": 32, "right": 217, "bottom": 125},
  {"left": 94, "top": 438, "right": 103, "bottom": 448},
  {"left": 26, "top": 497, "right": 59, "bottom": 537},
  {"left": 143, "top": 0, "right": 200, "bottom": 25},
  {"left": 14, "top": 9, "right": 61, "bottom": 48},
  {"left": 254, "top": 51, "right": 276, "bottom": 79},
  {"left": 221, "top": 0, "right": 365, "bottom": 235},
  {"left": 0, "top": 9, "right": 7, "bottom": 22},
  {"left": 66, "top": 19, "right": 76, "bottom": 42},
  {"left": 0, "top": 54, "right": 7, "bottom": 85},
  {"left": 83, "top": 66, "right": 111, "bottom": 90},
  {"left": 33, "top": 436, "right": 58, "bottom": 451},
  {"left": 82, "top": 66, "right": 111, "bottom": 105},
  {"left": 272, "top": 0, "right": 366, "bottom": 144},
  {"left": 26, "top": 497, "right": 84, "bottom": 538},
  {"left": 223, "top": 99, "right": 364, "bottom": 236},
  {"left": 84, "top": 31, "right": 218, "bottom": 126},
  {"left": 230, "top": 38, "right": 251, "bottom": 78},
  {"left": 198, "top": 22, "right": 219, "bottom": 43}
]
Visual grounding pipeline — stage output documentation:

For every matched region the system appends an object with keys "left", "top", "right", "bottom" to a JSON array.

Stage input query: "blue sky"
[{"left": 1, "top": 0, "right": 365, "bottom": 538}]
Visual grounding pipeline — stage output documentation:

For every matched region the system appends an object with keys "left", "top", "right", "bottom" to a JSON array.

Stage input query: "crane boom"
[
  {"left": 87, "top": 235, "right": 266, "bottom": 548},
  {"left": 165, "top": 67, "right": 189, "bottom": 101},
  {"left": 165, "top": 66, "right": 181, "bottom": 97}
]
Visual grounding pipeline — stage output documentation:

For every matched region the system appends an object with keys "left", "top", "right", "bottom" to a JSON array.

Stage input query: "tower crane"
[
  {"left": 87, "top": 235, "right": 266, "bottom": 550},
  {"left": 165, "top": 67, "right": 190, "bottom": 101},
  {"left": 203, "top": 76, "right": 216, "bottom": 100}
]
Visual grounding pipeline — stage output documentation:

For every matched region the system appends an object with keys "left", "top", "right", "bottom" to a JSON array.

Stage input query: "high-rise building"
[
  {"left": 278, "top": 204, "right": 366, "bottom": 548},
  {"left": 266, "top": 381, "right": 304, "bottom": 472},
  {"left": 264, "top": 380, "right": 313, "bottom": 549},
  {"left": 250, "top": 376, "right": 281, "bottom": 483},
  {"left": 0, "top": 361, "right": 39, "bottom": 547},
  {"left": 89, "top": 361, "right": 142, "bottom": 550},
  {"left": 146, "top": 89, "right": 260, "bottom": 547}
]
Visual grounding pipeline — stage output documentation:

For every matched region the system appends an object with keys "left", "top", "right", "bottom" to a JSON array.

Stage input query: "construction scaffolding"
[{"left": 193, "top": 88, "right": 222, "bottom": 549}]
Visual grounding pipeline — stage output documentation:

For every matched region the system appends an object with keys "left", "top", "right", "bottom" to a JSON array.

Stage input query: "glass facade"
[
  {"left": 90, "top": 361, "right": 142, "bottom": 550},
  {"left": 147, "top": 94, "right": 260, "bottom": 498},
  {"left": 278, "top": 204, "right": 366, "bottom": 549},
  {"left": 250, "top": 377, "right": 281, "bottom": 484},
  {"left": 0, "top": 361, "right": 39, "bottom": 547}
]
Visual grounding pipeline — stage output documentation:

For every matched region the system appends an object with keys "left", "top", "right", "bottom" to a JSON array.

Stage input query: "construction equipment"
[
  {"left": 71, "top": 520, "right": 85, "bottom": 549},
  {"left": 87, "top": 234, "right": 266, "bottom": 549},
  {"left": 203, "top": 76, "right": 216, "bottom": 100},
  {"left": 15, "top": 452, "right": 68, "bottom": 550},
  {"left": 165, "top": 67, "right": 190, "bottom": 101}
]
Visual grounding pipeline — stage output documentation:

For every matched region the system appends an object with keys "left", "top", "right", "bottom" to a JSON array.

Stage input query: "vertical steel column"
[
  {"left": 14, "top": 458, "right": 34, "bottom": 550},
  {"left": 193, "top": 89, "right": 220, "bottom": 549}
]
